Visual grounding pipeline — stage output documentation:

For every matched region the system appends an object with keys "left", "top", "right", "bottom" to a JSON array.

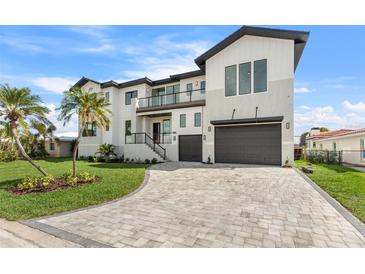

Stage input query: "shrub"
[
  {"left": 0, "top": 148, "right": 18, "bottom": 162},
  {"left": 144, "top": 159, "right": 151, "bottom": 164},
  {"left": 125, "top": 158, "right": 130, "bottom": 163},
  {"left": 120, "top": 154, "right": 124, "bottom": 163},
  {"left": 88, "top": 156, "right": 97, "bottom": 162},
  {"left": 17, "top": 175, "right": 54, "bottom": 190},
  {"left": 151, "top": 158, "right": 158, "bottom": 164},
  {"left": 97, "top": 156, "right": 105, "bottom": 162},
  {"left": 79, "top": 171, "right": 96, "bottom": 183},
  {"left": 79, "top": 156, "right": 86, "bottom": 160},
  {"left": 130, "top": 158, "right": 134, "bottom": 163}
]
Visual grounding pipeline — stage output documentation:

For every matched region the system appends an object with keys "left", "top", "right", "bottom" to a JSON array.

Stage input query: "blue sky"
[{"left": 1, "top": 25, "right": 364, "bottom": 138}]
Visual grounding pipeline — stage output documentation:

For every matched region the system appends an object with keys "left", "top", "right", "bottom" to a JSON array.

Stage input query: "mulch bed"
[{"left": 9, "top": 176, "right": 101, "bottom": 195}]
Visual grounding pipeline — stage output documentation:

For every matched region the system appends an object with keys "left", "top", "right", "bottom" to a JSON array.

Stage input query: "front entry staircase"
[{"left": 126, "top": 133, "right": 166, "bottom": 160}]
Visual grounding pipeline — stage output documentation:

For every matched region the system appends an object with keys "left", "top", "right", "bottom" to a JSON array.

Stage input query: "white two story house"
[{"left": 75, "top": 26, "right": 309, "bottom": 166}]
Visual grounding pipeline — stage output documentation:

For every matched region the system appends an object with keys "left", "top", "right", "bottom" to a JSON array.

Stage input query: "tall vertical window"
[
  {"left": 200, "top": 81, "right": 206, "bottom": 94},
  {"left": 313, "top": 142, "right": 316, "bottom": 149},
  {"left": 194, "top": 112, "right": 201, "bottom": 127},
  {"left": 83, "top": 122, "right": 97, "bottom": 137},
  {"left": 49, "top": 142, "right": 55, "bottom": 151},
  {"left": 166, "top": 84, "right": 180, "bottom": 104},
  {"left": 225, "top": 65, "right": 237, "bottom": 96},
  {"left": 105, "top": 92, "right": 110, "bottom": 103},
  {"left": 125, "top": 90, "right": 138, "bottom": 105},
  {"left": 254, "top": 59, "right": 267, "bottom": 93},
  {"left": 152, "top": 87, "right": 165, "bottom": 106},
  {"left": 333, "top": 142, "right": 337, "bottom": 151},
  {"left": 105, "top": 123, "right": 110, "bottom": 132},
  {"left": 180, "top": 114, "right": 186, "bottom": 128},
  {"left": 361, "top": 139, "right": 365, "bottom": 160},
  {"left": 239, "top": 62, "right": 251, "bottom": 94},
  {"left": 186, "top": 83, "right": 193, "bottom": 96},
  {"left": 125, "top": 120, "right": 131, "bottom": 136}
]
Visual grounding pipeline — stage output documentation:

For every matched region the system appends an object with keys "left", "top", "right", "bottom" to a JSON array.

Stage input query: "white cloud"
[
  {"left": 44, "top": 103, "right": 78, "bottom": 137},
  {"left": 294, "top": 87, "right": 312, "bottom": 93},
  {"left": 0, "top": 34, "right": 44, "bottom": 53},
  {"left": 31, "top": 77, "right": 77, "bottom": 94},
  {"left": 81, "top": 43, "right": 116, "bottom": 53},
  {"left": 342, "top": 100, "right": 365, "bottom": 112},
  {"left": 299, "top": 105, "right": 311, "bottom": 110}
]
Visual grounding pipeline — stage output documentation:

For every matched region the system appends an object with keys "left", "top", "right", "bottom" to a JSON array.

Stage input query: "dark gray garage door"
[
  {"left": 215, "top": 124, "right": 281, "bottom": 165},
  {"left": 179, "top": 135, "right": 202, "bottom": 162}
]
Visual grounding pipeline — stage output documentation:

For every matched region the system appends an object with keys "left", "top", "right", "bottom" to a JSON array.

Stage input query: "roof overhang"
[
  {"left": 195, "top": 26, "right": 310, "bottom": 72},
  {"left": 210, "top": 116, "right": 284, "bottom": 126}
]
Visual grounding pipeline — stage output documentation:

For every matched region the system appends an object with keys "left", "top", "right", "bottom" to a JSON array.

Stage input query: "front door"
[{"left": 153, "top": 123, "right": 161, "bottom": 143}]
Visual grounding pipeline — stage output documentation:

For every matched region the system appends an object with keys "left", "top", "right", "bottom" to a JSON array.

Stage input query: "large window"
[
  {"left": 105, "top": 92, "right": 110, "bottom": 103},
  {"left": 83, "top": 122, "right": 97, "bottom": 137},
  {"left": 194, "top": 112, "right": 201, "bottom": 127},
  {"left": 225, "top": 65, "right": 237, "bottom": 96},
  {"left": 125, "top": 90, "right": 138, "bottom": 105},
  {"left": 166, "top": 84, "right": 180, "bottom": 104},
  {"left": 254, "top": 59, "right": 267, "bottom": 93},
  {"left": 152, "top": 87, "right": 165, "bottom": 106},
  {"left": 239, "top": 62, "right": 251, "bottom": 94},
  {"left": 49, "top": 142, "right": 55, "bottom": 151},
  {"left": 180, "top": 114, "right": 186, "bottom": 128},
  {"left": 200, "top": 81, "right": 206, "bottom": 94},
  {"left": 125, "top": 120, "right": 131, "bottom": 136}
]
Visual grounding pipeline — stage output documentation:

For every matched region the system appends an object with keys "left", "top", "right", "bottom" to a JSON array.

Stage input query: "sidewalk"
[{"left": 0, "top": 219, "right": 80, "bottom": 248}]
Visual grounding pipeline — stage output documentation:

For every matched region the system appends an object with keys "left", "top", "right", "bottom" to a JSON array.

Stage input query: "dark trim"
[
  {"left": 210, "top": 116, "right": 284, "bottom": 126},
  {"left": 195, "top": 26, "right": 309, "bottom": 71},
  {"left": 170, "top": 70, "right": 205, "bottom": 80},
  {"left": 136, "top": 100, "right": 206, "bottom": 113},
  {"left": 73, "top": 77, "right": 100, "bottom": 88},
  {"left": 118, "top": 77, "right": 153, "bottom": 88}
]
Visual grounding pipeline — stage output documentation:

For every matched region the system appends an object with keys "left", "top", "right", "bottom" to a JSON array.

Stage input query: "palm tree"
[
  {"left": 57, "top": 86, "right": 111, "bottom": 176},
  {"left": 0, "top": 84, "right": 51, "bottom": 176},
  {"left": 31, "top": 120, "right": 56, "bottom": 152},
  {"left": 96, "top": 143, "right": 117, "bottom": 160}
]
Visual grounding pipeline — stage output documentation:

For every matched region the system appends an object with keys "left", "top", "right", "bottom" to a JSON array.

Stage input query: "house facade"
[
  {"left": 306, "top": 127, "right": 365, "bottom": 166},
  {"left": 45, "top": 137, "right": 74, "bottom": 158},
  {"left": 76, "top": 26, "right": 309, "bottom": 166}
]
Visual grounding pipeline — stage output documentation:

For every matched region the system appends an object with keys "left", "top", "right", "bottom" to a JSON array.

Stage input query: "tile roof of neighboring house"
[{"left": 307, "top": 128, "right": 365, "bottom": 140}]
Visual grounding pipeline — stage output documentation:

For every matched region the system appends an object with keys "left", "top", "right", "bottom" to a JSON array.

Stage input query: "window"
[
  {"left": 49, "top": 142, "right": 55, "bottom": 151},
  {"left": 239, "top": 62, "right": 251, "bottom": 94},
  {"left": 186, "top": 83, "right": 193, "bottom": 95},
  {"left": 333, "top": 142, "right": 337, "bottom": 151},
  {"left": 105, "top": 92, "right": 110, "bottom": 103},
  {"left": 152, "top": 87, "right": 165, "bottom": 106},
  {"left": 194, "top": 112, "right": 201, "bottom": 127},
  {"left": 200, "top": 81, "right": 206, "bottom": 94},
  {"left": 180, "top": 114, "right": 186, "bottom": 128},
  {"left": 225, "top": 65, "right": 237, "bottom": 96},
  {"left": 313, "top": 142, "right": 316, "bottom": 149},
  {"left": 163, "top": 119, "right": 171, "bottom": 133},
  {"left": 125, "top": 90, "right": 138, "bottom": 105},
  {"left": 125, "top": 120, "right": 131, "bottom": 136},
  {"left": 361, "top": 139, "right": 365, "bottom": 160},
  {"left": 254, "top": 59, "right": 267, "bottom": 93},
  {"left": 83, "top": 122, "right": 97, "bottom": 137},
  {"left": 88, "top": 87, "right": 93, "bottom": 92},
  {"left": 105, "top": 123, "right": 110, "bottom": 132},
  {"left": 166, "top": 84, "right": 180, "bottom": 104}
]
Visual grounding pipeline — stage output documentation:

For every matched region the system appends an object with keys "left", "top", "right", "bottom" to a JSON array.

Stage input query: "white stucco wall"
[{"left": 203, "top": 35, "right": 294, "bottom": 165}]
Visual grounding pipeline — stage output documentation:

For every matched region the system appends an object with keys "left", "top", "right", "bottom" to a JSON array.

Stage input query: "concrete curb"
[
  {"left": 295, "top": 168, "right": 365, "bottom": 238},
  {"left": 21, "top": 165, "right": 153, "bottom": 247}
]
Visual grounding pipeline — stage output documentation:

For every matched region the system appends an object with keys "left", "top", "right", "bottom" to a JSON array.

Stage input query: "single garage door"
[
  {"left": 215, "top": 124, "right": 281, "bottom": 165},
  {"left": 179, "top": 135, "right": 202, "bottom": 162}
]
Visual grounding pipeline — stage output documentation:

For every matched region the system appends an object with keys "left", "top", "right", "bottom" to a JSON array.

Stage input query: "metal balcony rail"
[
  {"left": 125, "top": 132, "right": 166, "bottom": 159},
  {"left": 137, "top": 88, "right": 205, "bottom": 108}
]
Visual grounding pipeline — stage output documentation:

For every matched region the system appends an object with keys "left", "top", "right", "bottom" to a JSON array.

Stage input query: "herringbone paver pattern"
[{"left": 38, "top": 163, "right": 365, "bottom": 247}]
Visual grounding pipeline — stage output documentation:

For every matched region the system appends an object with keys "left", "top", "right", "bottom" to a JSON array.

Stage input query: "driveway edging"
[{"left": 294, "top": 168, "right": 365, "bottom": 238}]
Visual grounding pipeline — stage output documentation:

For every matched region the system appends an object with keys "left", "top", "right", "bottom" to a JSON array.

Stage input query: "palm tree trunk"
[
  {"left": 72, "top": 125, "right": 85, "bottom": 177},
  {"left": 11, "top": 126, "right": 48, "bottom": 176}
]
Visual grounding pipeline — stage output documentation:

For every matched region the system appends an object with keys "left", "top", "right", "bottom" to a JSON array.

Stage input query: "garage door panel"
[
  {"left": 215, "top": 124, "right": 281, "bottom": 165},
  {"left": 179, "top": 135, "right": 202, "bottom": 162}
]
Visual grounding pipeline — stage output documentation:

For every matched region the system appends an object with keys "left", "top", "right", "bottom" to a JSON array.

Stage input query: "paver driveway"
[{"left": 32, "top": 162, "right": 365, "bottom": 247}]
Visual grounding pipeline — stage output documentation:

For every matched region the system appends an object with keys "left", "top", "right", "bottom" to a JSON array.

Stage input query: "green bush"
[
  {"left": 0, "top": 148, "right": 18, "bottom": 162},
  {"left": 144, "top": 159, "right": 150, "bottom": 164},
  {"left": 78, "top": 171, "right": 96, "bottom": 183},
  {"left": 17, "top": 175, "right": 54, "bottom": 190},
  {"left": 151, "top": 158, "right": 158, "bottom": 164}
]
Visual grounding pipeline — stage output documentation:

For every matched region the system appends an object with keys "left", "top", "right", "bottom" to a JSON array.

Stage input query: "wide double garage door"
[{"left": 215, "top": 123, "right": 282, "bottom": 165}]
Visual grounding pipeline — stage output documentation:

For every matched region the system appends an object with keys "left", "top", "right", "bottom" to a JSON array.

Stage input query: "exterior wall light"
[{"left": 286, "top": 122, "right": 290, "bottom": 129}]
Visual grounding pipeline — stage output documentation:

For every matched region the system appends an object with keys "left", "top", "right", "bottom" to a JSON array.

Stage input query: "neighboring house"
[
  {"left": 75, "top": 26, "right": 309, "bottom": 166},
  {"left": 45, "top": 137, "right": 74, "bottom": 158},
  {"left": 306, "top": 127, "right": 365, "bottom": 166}
]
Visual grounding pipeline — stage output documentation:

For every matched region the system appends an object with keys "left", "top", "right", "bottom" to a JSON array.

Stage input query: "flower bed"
[{"left": 9, "top": 172, "right": 100, "bottom": 195}]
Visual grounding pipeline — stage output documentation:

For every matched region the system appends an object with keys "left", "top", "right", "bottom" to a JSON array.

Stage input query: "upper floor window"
[
  {"left": 332, "top": 142, "right": 337, "bottom": 151},
  {"left": 186, "top": 83, "right": 193, "bottom": 95},
  {"left": 83, "top": 122, "right": 97, "bottom": 137},
  {"left": 239, "top": 62, "right": 251, "bottom": 94},
  {"left": 194, "top": 112, "right": 201, "bottom": 127},
  {"left": 105, "top": 92, "right": 110, "bottom": 103},
  {"left": 125, "top": 120, "right": 131, "bottom": 136},
  {"left": 200, "top": 81, "right": 206, "bottom": 94},
  {"left": 313, "top": 142, "right": 316, "bottom": 149},
  {"left": 105, "top": 123, "right": 110, "bottom": 132},
  {"left": 49, "top": 142, "right": 55, "bottom": 151},
  {"left": 166, "top": 84, "right": 180, "bottom": 104},
  {"left": 254, "top": 59, "right": 267, "bottom": 93},
  {"left": 225, "top": 65, "right": 237, "bottom": 96},
  {"left": 180, "top": 114, "right": 186, "bottom": 128},
  {"left": 125, "top": 90, "right": 138, "bottom": 105}
]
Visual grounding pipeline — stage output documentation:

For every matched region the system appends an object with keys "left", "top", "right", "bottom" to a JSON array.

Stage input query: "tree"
[
  {"left": 57, "top": 86, "right": 111, "bottom": 176},
  {"left": 0, "top": 84, "right": 51, "bottom": 175},
  {"left": 320, "top": 127, "right": 329, "bottom": 132},
  {"left": 299, "top": 132, "right": 309, "bottom": 147},
  {"left": 96, "top": 143, "right": 117, "bottom": 160},
  {"left": 31, "top": 121, "right": 56, "bottom": 156}
]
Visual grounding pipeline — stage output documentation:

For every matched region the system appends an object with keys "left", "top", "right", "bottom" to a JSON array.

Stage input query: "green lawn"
[
  {"left": 296, "top": 160, "right": 365, "bottom": 223},
  {"left": 0, "top": 158, "right": 146, "bottom": 220}
]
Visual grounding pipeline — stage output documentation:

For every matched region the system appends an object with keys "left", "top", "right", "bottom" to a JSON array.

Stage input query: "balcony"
[{"left": 136, "top": 88, "right": 206, "bottom": 113}]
